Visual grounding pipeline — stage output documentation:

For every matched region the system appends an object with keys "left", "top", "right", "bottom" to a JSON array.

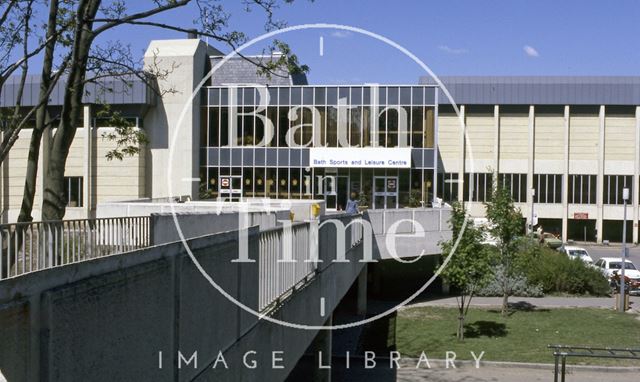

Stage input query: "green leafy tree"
[
  {"left": 484, "top": 183, "right": 524, "bottom": 316},
  {"left": 441, "top": 202, "right": 493, "bottom": 340}
]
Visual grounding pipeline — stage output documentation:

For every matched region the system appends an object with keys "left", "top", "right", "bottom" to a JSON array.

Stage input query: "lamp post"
[
  {"left": 530, "top": 188, "right": 536, "bottom": 235},
  {"left": 619, "top": 187, "right": 629, "bottom": 312}
]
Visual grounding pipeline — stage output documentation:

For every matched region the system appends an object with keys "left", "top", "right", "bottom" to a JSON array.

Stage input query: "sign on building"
[{"left": 309, "top": 148, "right": 412, "bottom": 168}]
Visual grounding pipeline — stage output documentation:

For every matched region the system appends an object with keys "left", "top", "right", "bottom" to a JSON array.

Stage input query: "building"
[
  {"left": 0, "top": 74, "right": 154, "bottom": 222},
  {"left": 1, "top": 37, "right": 640, "bottom": 244},
  {"left": 427, "top": 76, "right": 640, "bottom": 244}
]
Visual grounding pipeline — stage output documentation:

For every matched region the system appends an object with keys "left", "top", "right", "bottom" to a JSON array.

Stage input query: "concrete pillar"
[
  {"left": 527, "top": 105, "right": 535, "bottom": 229},
  {"left": 312, "top": 315, "right": 332, "bottom": 382},
  {"left": 432, "top": 90, "right": 439, "bottom": 204},
  {"left": 143, "top": 39, "right": 208, "bottom": 199},
  {"left": 493, "top": 105, "right": 500, "bottom": 178},
  {"left": 634, "top": 106, "right": 640, "bottom": 244},
  {"left": 357, "top": 265, "right": 367, "bottom": 316},
  {"left": 562, "top": 106, "right": 570, "bottom": 242},
  {"left": 596, "top": 105, "right": 605, "bottom": 243},
  {"left": 458, "top": 105, "right": 465, "bottom": 202},
  {"left": 0, "top": 130, "right": 5, "bottom": 223},
  {"left": 83, "top": 105, "right": 92, "bottom": 218},
  {"left": 370, "top": 85, "right": 379, "bottom": 147}
]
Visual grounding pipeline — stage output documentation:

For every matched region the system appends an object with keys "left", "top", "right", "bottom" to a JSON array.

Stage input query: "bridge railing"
[
  {"left": 258, "top": 221, "right": 318, "bottom": 311},
  {"left": 0, "top": 216, "right": 150, "bottom": 280},
  {"left": 257, "top": 213, "right": 366, "bottom": 312}
]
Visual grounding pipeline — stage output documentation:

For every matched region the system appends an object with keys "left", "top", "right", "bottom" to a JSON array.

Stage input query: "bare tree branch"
[{"left": 91, "top": 0, "right": 190, "bottom": 36}]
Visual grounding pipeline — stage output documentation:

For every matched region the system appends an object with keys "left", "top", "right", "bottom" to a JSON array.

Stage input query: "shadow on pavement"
[{"left": 488, "top": 301, "right": 550, "bottom": 316}]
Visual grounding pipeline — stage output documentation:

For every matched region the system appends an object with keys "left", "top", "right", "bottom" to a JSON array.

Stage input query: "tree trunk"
[
  {"left": 41, "top": 0, "right": 100, "bottom": 221},
  {"left": 42, "top": 147, "right": 67, "bottom": 220},
  {"left": 457, "top": 298, "right": 465, "bottom": 341},
  {"left": 17, "top": 0, "right": 59, "bottom": 223},
  {"left": 501, "top": 292, "right": 509, "bottom": 316},
  {"left": 501, "top": 247, "right": 509, "bottom": 316}
]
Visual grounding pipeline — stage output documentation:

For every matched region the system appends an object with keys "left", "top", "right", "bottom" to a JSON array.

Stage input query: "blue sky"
[{"left": 96, "top": 0, "right": 640, "bottom": 84}]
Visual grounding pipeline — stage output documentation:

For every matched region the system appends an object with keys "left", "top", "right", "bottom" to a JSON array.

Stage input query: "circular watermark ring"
[{"left": 166, "top": 23, "right": 475, "bottom": 330}]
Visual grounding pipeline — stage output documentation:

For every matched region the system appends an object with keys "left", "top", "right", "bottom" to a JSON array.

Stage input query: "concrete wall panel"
[
  {"left": 0, "top": 299, "right": 30, "bottom": 382},
  {"left": 43, "top": 259, "right": 174, "bottom": 382},
  {"left": 465, "top": 115, "right": 495, "bottom": 160},
  {"left": 437, "top": 115, "right": 460, "bottom": 169},
  {"left": 569, "top": 116, "right": 599, "bottom": 160},
  {"left": 499, "top": 115, "right": 528, "bottom": 160},
  {"left": 605, "top": 116, "right": 635, "bottom": 161},
  {"left": 535, "top": 115, "right": 564, "bottom": 160}
]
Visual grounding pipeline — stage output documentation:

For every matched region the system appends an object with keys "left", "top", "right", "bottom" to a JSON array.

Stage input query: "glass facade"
[{"left": 199, "top": 85, "right": 437, "bottom": 209}]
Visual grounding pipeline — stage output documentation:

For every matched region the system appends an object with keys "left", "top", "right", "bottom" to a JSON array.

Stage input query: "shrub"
[
  {"left": 522, "top": 247, "right": 610, "bottom": 296},
  {"left": 476, "top": 264, "right": 544, "bottom": 297}
]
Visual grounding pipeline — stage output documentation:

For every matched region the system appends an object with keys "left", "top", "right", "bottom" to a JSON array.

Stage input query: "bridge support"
[
  {"left": 311, "top": 315, "right": 332, "bottom": 382},
  {"left": 357, "top": 265, "right": 367, "bottom": 316}
]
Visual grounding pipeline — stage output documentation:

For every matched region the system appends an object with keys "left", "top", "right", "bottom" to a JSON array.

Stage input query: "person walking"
[{"left": 345, "top": 192, "right": 359, "bottom": 214}]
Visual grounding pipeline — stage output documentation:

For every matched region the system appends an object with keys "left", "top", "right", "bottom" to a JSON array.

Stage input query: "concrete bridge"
[{"left": 0, "top": 204, "right": 450, "bottom": 381}]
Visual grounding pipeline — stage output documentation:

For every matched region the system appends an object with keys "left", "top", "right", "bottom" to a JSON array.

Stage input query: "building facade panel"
[
  {"left": 436, "top": 115, "right": 460, "bottom": 171},
  {"left": 498, "top": 115, "right": 529, "bottom": 160},
  {"left": 465, "top": 114, "right": 495, "bottom": 160},
  {"left": 569, "top": 115, "right": 599, "bottom": 160},
  {"left": 604, "top": 116, "right": 635, "bottom": 162},
  {"left": 534, "top": 115, "right": 564, "bottom": 160}
]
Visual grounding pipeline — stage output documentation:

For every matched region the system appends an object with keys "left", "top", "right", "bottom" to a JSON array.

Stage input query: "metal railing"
[
  {"left": 258, "top": 221, "right": 318, "bottom": 311},
  {"left": 549, "top": 344, "right": 640, "bottom": 382},
  {"left": 0, "top": 216, "right": 150, "bottom": 280}
]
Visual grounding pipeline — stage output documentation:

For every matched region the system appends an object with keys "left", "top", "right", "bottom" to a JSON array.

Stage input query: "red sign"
[
  {"left": 387, "top": 179, "right": 396, "bottom": 190},
  {"left": 220, "top": 177, "right": 230, "bottom": 188},
  {"left": 573, "top": 212, "right": 589, "bottom": 220}
]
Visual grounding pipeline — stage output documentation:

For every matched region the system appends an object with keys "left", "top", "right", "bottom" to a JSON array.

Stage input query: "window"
[
  {"left": 437, "top": 173, "right": 459, "bottom": 202},
  {"left": 498, "top": 173, "right": 527, "bottom": 202},
  {"left": 568, "top": 174, "right": 596, "bottom": 204},
  {"left": 463, "top": 173, "right": 493, "bottom": 202},
  {"left": 533, "top": 174, "right": 562, "bottom": 203},
  {"left": 604, "top": 175, "right": 633, "bottom": 205},
  {"left": 64, "top": 177, "right": 83, "bottom": 207}
]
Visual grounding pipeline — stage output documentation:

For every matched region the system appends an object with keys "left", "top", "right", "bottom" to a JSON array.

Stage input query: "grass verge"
[{"left": 396, "top": 306, "right": 640, "bottom": 366}]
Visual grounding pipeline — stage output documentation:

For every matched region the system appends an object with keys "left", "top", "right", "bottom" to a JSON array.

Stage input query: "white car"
[
  {"left": 593, "top": 257, "right": 640, "bottom": 281},
  {"left": 559, "top": 246, "right": 594, "bottom": 264},
  {"left": 473, "top": 218, "right": 498, "bottom": 246}
]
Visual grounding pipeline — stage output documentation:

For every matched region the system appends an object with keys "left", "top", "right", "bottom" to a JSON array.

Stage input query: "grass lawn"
[{"left": 396, "top": 306, "right": 640, "bottom": 366}]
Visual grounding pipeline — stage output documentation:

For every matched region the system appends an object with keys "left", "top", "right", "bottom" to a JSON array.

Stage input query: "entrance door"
[
  {"left": 373, "top": 176, "right": 398, "bottom": 209},
  {"left": 219, "top": 175, "right": 242, "bottom": 201},
  {"left": 325, "top": 175, "right": 349, "bottom": 210}
]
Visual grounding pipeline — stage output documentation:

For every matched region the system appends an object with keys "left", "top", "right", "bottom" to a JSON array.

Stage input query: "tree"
[
  {"left": 484, "top": 182, "right": 524, "bottom": 316},
  {"left": 17, "top": 0, "right": 72, "bottom": 223},
  {"left": 441, "top": 201, "right": 493, "bottom": 340},
  {"left": 0, "top": 0, "right": 309, "bottom": 222},
  {"left": 34, "top": 0, "right": 308, "bottom": 221}
]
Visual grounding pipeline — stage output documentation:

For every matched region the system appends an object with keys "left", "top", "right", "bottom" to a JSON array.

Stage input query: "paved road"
[
  {"left": 395, "top": 364, "right": 639, "bottom": 382},
  {"left": 330, "top": 357, "right": 639, "bottom": 381},
  {"left": 572, "top": 243, "right": 640, "bottom": 265},
  {"left": 406, "top": 295, "right": 640, "bottom": 312}
]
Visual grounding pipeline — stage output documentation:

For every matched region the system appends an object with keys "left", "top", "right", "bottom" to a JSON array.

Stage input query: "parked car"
[
  {"left": 593, "top": 257, "right": 640, "bottom": 295},
  {"left": 559, "top": 246, "right": 594, "bottom": 264},
  {"left": 533, "top": 232, "right": 563, "bottom": 249}
]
